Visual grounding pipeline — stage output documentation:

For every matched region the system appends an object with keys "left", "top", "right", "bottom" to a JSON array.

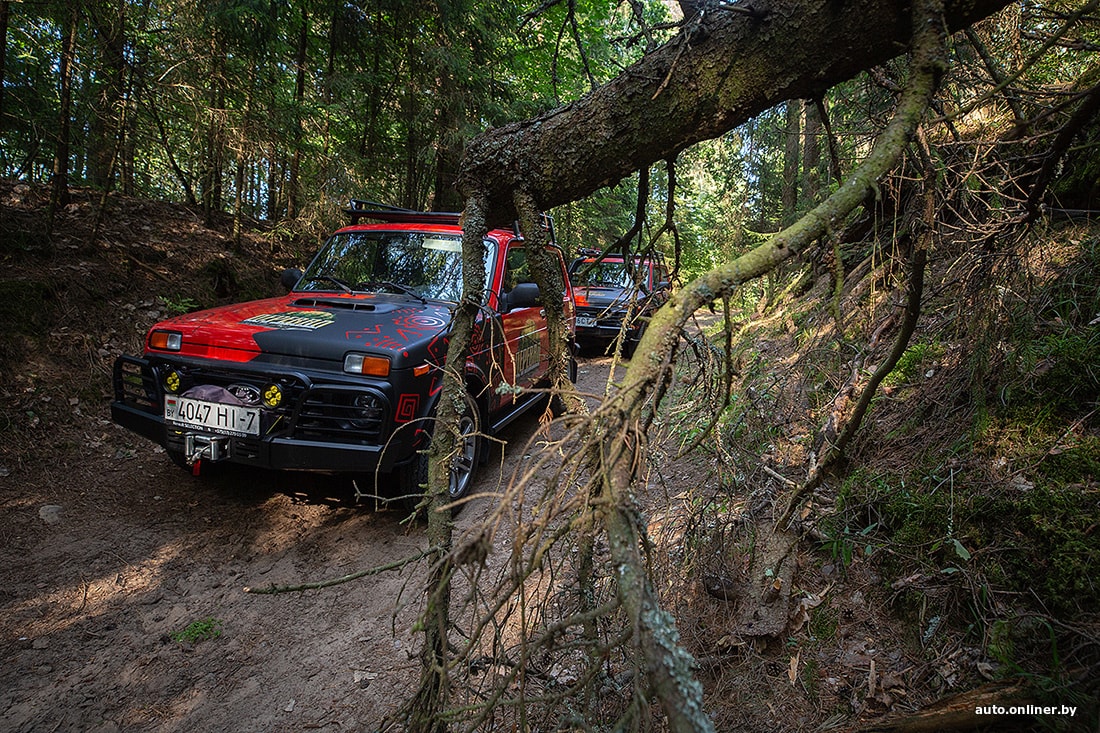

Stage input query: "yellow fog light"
[
  {"left": 164, "top": 370, "right": 181, "bottom": 393},
  {"left": 263, "top": 384, "right": 283, "bottom": 408}
]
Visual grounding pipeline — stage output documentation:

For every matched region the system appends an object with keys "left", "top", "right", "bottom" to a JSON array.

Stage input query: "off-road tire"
[{"left": 397, "top": 392, "right": 482, "bottom": 510}]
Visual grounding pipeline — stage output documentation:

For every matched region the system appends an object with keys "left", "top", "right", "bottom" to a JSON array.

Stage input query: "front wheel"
[
  {"left": 447, "top": 398, "right": 481, "bottom": 501},
  {"left": 398, "top": 392, "right": 482, "bottom": 507}
]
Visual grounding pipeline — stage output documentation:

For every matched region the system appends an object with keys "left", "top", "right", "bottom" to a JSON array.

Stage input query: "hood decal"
[
  {"left": 394, "top": 313, "right": 447, "bottom": 330},
  {"left": 242, "top": 310, "right": 335, "bottom": 330}
]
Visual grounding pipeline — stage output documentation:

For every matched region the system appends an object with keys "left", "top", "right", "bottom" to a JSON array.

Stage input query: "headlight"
[
  {"left": 353, "top": 393, "right": 384, "bottom": 421},
  {"left": 344, "top": 353, "right": 390, "bottom": 377},
  {"left": 149, "top": 330, "right": 182, "bottom": 351},
  {"left": 164, "top": 370, "right": 181, "bottom": 394}
]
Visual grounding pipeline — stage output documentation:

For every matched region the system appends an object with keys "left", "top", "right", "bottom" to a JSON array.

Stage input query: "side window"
[{"left": 503, "top": 246, "right": 531, "bottom": 293}]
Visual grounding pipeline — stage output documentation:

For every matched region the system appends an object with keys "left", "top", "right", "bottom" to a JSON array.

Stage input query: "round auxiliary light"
[
  {"left": 350, "top": 392, "right": 384, "bottom": 428},
  {"left": 263, "top": 384, "right": 283, "bottom": 408},
  {"left": 354, "top": 393, "right": 383, "bottom": 412},
  {"left": 164, "top": 370, "right": 181, "bottom": 394}
]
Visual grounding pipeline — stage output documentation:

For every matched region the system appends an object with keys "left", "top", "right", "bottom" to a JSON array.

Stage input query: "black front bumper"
[
  {"left": 110, "top": 400, "right": 407, "bottom": 472},
  {"left": 575, "top": 310, "right": 642, "bottom": 343},
  {"left": 111, "top": 355, "right": 422, "bottom": 474}
]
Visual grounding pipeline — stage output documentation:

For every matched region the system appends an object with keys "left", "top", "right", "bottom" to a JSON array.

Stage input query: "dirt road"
[{"left": 0, "top": 354, "right": 617, "bottom": 733}]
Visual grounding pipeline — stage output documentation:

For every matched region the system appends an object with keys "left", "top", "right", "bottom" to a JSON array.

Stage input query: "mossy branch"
[{"left": 593, "top": 1, "right": 948, "bottom": 729}]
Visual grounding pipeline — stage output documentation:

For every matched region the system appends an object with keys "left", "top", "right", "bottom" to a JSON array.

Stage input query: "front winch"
[{"left": 184, "top": 434, "right": 230, "bottom": 466}]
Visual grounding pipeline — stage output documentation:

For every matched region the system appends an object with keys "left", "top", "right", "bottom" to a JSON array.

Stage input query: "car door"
[{"left": 497, "top": 243, "right": 549, "bottom": 399}]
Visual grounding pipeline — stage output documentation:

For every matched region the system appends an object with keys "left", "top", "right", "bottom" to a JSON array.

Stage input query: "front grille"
[
  {"left": 146, "top": 360, "right": 391, "bottom": 447},
  {"left": 294, "top": 386, "right": 389, "bottom": 444},
  {"left": 577, "top": 306, "right": 624, "bottom": 328}
]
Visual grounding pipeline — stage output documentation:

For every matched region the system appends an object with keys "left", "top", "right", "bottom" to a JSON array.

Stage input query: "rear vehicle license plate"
[
  {"left": 165, "top": 396, "right": 260, "bottom": 437},
  {"left": 577, "top": 316, "right": 597, "bottom": 328}
]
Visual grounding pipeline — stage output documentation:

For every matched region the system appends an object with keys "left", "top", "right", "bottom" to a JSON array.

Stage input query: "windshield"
[
  {"left": 297, "top": 231, "right": 484, "bottom": 302},
  {"left": 571, "top": 260, "right": 643, "bottom": 289}
]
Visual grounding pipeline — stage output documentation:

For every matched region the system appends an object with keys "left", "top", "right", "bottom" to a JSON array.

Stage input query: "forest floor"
[{"left": 0, "top": 182, "right": 1092, "bottom": 732}]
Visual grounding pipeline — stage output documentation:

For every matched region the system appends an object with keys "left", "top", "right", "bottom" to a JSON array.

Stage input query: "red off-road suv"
[
  {"left": 111, "top": 202, "right": 575, "bottom": 501},
  {"left": 569, "top": 248, "right": 670, "bottom": 355}
]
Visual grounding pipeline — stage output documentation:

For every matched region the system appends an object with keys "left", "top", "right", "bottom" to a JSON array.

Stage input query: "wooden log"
[{"left": 856, "top": 682, "right": 1039, "bottom": 732}]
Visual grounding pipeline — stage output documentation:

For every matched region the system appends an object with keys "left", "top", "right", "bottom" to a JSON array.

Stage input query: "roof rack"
[
  {"left": 343, "top": 200, "right": 557, "bottom": 244},
  {"left": 344, "top": 199, "right": 461, "bottom": 225}
]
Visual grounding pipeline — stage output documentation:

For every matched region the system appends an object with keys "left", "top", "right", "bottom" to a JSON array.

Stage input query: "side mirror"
[
  {"left": 502, "top": 282, "right": 541, "bottom": 311},
  {"left": 280, "top": 268, "right": 303, "bottom": 291},
  {"left": 656, "top": 280, "right": 670, "bottom": 291}
]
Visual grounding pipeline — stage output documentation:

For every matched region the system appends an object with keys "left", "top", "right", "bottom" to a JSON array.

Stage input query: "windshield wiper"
[
  {"left": 301, "top": 275, "right": 352, "bottom": 293},
  {"left": 357, "top": 280, "right": 427, "bottom": 303}
]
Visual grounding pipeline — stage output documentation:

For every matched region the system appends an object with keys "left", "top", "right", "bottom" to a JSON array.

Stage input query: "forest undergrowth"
[{"left": 639, "top": 216, "right": 1100, "bottom": 731}]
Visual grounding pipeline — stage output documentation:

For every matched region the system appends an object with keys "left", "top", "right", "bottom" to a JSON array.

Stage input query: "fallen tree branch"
[
  {"left": 855, "top": 681, "right": 1038, "bottom": 732},
  {"left": 242, "top": 546, "right": 439, "bottom": 594},
  {"left": 591, "top": 3, "right": 948, "bottom": 727},
  {"left": 776, "top": 245, "right": 926, "bottom": 528},
  {"left": 777, "top": 126, "right": 937, "bottom": 529}
]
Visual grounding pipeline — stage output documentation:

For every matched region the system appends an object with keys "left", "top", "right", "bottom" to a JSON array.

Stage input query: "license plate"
[
  {"left": 165, "top": 396, "right": 260, "bottom": 437},
  {"left": 576, "top": 316, "right": 597, "bottom": 328}
]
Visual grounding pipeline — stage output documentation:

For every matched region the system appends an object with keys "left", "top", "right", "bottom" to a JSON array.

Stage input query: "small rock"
[
  {"left": 32, "top": 638, "right": 49, "bottom": 650},
  {"left": 39, "top": 505, "right": 64, "bottom": 525},
  {"left": 284, "top": 698, "right": 296, "bottom": 713}
]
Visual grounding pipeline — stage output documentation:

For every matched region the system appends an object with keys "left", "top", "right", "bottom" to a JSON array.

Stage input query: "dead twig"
[{"left": 243, "top": 546, "right": 439, "bottom": 594}]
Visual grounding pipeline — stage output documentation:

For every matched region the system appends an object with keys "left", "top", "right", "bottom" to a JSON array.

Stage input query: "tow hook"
[{"left": 185, "top": 434, "right": 230, "bottom": 467}]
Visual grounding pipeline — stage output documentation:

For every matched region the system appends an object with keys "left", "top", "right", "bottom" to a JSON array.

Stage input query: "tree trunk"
[
  {"left": 0, "top": 1, "right": 10, "bottom": 136},
  {"left": 782, "top": 100, "right": 801, "bottom": 226},
  {"left": 857, "top": 682, "right": 1037, "bottom": 732},
  {"left": 406, "top": 192, "right": 491, "bottom": 732},
  {"left": 456, "top": 0, "right": 1011, "bottom": 226},
  {"left": 143, "top": 89, "right": 197, "bottom": 206},
  {"left": 266, "top": 147, "right": 280, "bottom": 220},
  {"left": 201, "top": 45, "right": 226, "bottom": 226},
  {"left": 286, "top": 6, "right": 308, "bottom": 220},
  {"left": 802, "top": 98, "right": 822, "bottom": 202},
  {"left": 87, "top": 0, "right": 127, "bottom": 190},
  {"left": 432, "top": 102, "right": 464, "bottom": 212},
  {"left": 48, "top": 3, "right": 79, "bottom": 234}
]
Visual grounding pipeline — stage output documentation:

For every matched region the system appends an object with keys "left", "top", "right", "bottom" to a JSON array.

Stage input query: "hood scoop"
[{"left": 292, "top": 297, "right": 400, "bottom": 313}]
